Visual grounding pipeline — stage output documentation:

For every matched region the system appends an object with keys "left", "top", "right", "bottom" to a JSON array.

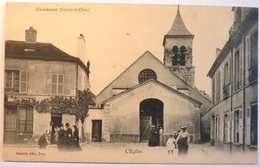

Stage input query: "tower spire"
[{"left": 178, "top": 5, "right": 179, "bottom": 12}]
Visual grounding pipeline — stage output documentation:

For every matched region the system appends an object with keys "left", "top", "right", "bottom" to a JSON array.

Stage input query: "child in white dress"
[{"left": 166, "top": 135, "right": 176, "bottom": 155}]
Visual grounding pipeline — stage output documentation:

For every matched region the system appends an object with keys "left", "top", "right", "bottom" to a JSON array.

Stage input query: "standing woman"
[
  {"left": 58, "top": 124, "right": 66, "bottom": 151},
  {"left": 148, "top": 125, "right": 157, "bottom": 147},
  {"left": 73, "top": 125, "right": 82, "bottom": 151},
  {"left": 159, "top": 127, "right": 164, "bottom": 146},
  {"left": 176, "top": 126, "right": 190, "bottom": 156}
]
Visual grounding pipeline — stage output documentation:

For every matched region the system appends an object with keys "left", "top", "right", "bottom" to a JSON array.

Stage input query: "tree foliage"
[{"left": 4, "top": 89, "right": 96, "bottom": 122}]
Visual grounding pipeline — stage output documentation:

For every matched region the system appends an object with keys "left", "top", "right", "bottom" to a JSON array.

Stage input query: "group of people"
[
  {"left": 148, "top": 125, "right": 164, "bottom": 147},
  {"left": 166, "top": 126, "right": 190, "bottom": 156},
  {"left": 148, "top": 125, "right": 190, "bottom": 156},
  {"left": 38, "top": 121, "right": 82, "bottom": 152}
]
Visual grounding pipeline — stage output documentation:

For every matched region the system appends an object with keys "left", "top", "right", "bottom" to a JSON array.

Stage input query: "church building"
[{"left": 85, "top": 7, "right": 211, "bottom": 144}]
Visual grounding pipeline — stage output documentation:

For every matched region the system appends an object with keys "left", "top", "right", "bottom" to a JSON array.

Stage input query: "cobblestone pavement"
[{"left": 2, "top": 142, "right": 258, "bottom": 165}]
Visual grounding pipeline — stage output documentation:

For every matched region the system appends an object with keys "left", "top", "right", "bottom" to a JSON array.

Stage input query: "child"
[
  {"left": 38, "top": 133, "right": 48, "bottom": 149},
  {"left": 166, "top": 135, "right": 175, "bottom": 155}
]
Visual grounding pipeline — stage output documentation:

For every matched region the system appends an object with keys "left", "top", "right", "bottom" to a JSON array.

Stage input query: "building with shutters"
[
  {"left": 4, "top": 27, "right": 90, "bottom": 144},
  {"left": 206, "top": 7, "right": 258, "bottom": 152},
  {"left": 85, "top": 8, "right": 211, "bottom": 144}
]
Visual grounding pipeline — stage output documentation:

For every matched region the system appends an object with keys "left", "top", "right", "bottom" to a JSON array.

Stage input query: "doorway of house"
[
  {"left": 251, "top": 105, "right": 257, "bottom": 145},
  {"left": 51, "top": 113, "right": 62, "bottom": 128},
  {"left": 4, "top": 106, "right": 17, "bottom": 144},
  {"left": 92, "top": 120, "right": 102, "bottom": 142},
  {"left": 139, "top": 98, "right": 163, "bottom": 142}
]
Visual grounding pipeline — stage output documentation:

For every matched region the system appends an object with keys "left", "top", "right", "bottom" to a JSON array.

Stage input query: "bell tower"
[{"left": 163, "top": 6, "right": 195, "bottom": 87}]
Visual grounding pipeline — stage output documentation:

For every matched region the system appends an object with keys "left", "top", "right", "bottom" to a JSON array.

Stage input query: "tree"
[{"left": 75, "top": 89, "right": 96, "bottom": 142}]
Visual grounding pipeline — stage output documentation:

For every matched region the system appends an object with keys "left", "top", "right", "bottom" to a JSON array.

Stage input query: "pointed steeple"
[
  {"left": 167, "top": 6, "right": 193, "bottom": 36},
  {"left": 163, "top": 6, "right": 194, "bottom": 46}
]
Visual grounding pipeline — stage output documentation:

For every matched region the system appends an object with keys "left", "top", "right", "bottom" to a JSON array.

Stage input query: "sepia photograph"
[{"left": 1, "top": 0, "right": 259, "bottom": 165}]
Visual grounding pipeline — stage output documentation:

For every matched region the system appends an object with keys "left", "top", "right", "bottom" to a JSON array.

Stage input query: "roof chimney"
[
  {"left": 25, "top": 27, "right": 37, "bottom": 43},
  {"left": 216, "top": 48, "right": 222, "bottom": 58},
  {"left": 78, "top": 34, "right": 86, "bottom": 63}
]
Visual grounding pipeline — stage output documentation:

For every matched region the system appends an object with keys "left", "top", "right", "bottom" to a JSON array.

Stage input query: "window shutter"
[
  {"left": 239, "top": 109, "right": 243, "bottom": 144},
  {"left": 227, "top": 113, "right": 231, "bottom": 142},
  {"left": 247, "top": 38, "right": 251, "bottom": 69},
  {"left": 220, "top": 115, "right": 224, "bottom": 141},
  {"left": 52, "top": 74, "right": 57, "bottom": 94},
  {"left": 20, "top": 70, "right": 28, "bottom": 93},
  {"left": 239, "top": 47, "right": 243, "bottom": 87},
  {"left": 58, "top": 74, "right": 64, "bottom": 94},
  {"left": 231, "top": 112, "right": 234, "bottom": 142},
  {"left": 228, "top": 58, "right": 231, "bottom": 84},
  {"left": 245, "top": 107, "right": 251, "bottom": 145}
]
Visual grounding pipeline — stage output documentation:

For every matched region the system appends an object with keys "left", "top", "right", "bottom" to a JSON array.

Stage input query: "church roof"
[
  {"left": 102, "top": 79, "right": 202, "bottom": 107},
  {"left": 166, "top": 9, "right": 193, "bottom": 36}
]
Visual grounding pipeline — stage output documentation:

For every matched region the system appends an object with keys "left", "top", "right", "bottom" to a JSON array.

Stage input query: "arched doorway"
[{"left": 139, "top": 98, "right": 163, "bottom": 142}]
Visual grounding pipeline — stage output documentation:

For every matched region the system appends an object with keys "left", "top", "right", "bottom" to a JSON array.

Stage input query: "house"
[
  {"left": 206, "top": 7, "right": 258, "bottom": 153},
  {"left": 4, "top": 27, "right": 90, "bottom": 144},
  {"left": 85, "top": 8, "right": 211, "bottom": 144}
]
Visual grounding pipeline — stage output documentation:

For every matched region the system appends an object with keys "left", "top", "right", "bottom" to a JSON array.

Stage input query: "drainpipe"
[
  {"left": 242, "top": 33, "right": 246, "bottom": 154},
  {"left": 229, "top": 46, "right": 233, "bottom": 155}
]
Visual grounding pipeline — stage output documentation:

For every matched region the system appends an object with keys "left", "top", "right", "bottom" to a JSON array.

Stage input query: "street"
[{"left": 3, "top": 142, "right": 257, "bottom": 164}]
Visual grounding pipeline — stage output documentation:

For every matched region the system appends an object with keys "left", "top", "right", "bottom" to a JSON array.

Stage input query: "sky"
[
  {"left": 1, "top": 0, "right": 260, "bottom": 167},
  {"left": 4, "top": 3, "right": 236, "bottom": 96}
]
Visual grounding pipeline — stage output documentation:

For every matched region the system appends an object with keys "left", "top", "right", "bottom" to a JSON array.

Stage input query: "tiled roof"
[
  {"left": 166, "top": 11, "right": 193, "bottom": 36},
  {"left": 5, "top": 40, "right": 89, "bottom": 73}
]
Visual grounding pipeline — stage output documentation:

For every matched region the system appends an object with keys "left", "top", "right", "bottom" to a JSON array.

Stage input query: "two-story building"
[
  {"left": 206, "top": 7, "right": 258, "bottom": 153},
  {"left": 4, "top": 27, "right": 90, "bottom": 144}
]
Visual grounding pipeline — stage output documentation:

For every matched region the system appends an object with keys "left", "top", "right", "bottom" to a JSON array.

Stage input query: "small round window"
[{"left": 138, "top": 69, "right": 157, "bottom": 83}]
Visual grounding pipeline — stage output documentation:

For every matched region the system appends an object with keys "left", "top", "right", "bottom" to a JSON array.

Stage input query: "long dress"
[
  {"left": 148, "top": 128, "right": 157, "bottom": 146},
  {"left": 38, "top": 134, "right": 48, "bottom": 149},
  {"left": 58, "top": 129, "right": 66, "bottom": 151},
  {"left": 159, "top": 128, "right": 164, "bottom": 146},
  {"left": 64, "top": 127, "right": 73, "bottom": 151},
  {"left": 177, "top": 131, "right": 190, "bottom": 156},
  {"left": 73, "top": 129, "right": 82, "bottom": 151}
]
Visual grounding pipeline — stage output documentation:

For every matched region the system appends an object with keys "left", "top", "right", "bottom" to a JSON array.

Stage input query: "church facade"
[{"left": 85, "top": 8, "right": 211, "bottom": 144}]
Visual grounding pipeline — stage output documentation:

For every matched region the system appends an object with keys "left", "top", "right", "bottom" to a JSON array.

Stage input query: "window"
[
  {"left": 52, "top": 74, "right": 64, "bottom": 94},
  {"left": 248, "top": 30, "right": 258, "bottom": 82},
  {"left": 138, "top": 69, "right": 157, "bottom": 83},
  {"left": 18, "top": 107, "right": 33, "bottom": 133},
  {"left": 215, "top": 115, "right": 220, "bottom": 141},
  {"left": 215, "top": 71, "right": 221, "bottom": 102},
  {"left": 223, "top": 60, "right": 231, "bottom": 99},
  {"left": 172, "top": 45, "right": 186, "bottom": 66},
  {"left": 234, "top": 110, "right": 239, "bottom": 143},
  {"left": 234, "top": 48, "right": 242, "bottom": 90},
  {"left": 5, "top": 70, "right": 27, "bottom": 93},
  {"left": 224, "top": 114, "right": 228, "bottom": 142},
  {"left": 251, "top": 105, "right": 257, "bottom": 145},
  {"left": 212, "top": 77, "right": 215, "bottom": 105}
]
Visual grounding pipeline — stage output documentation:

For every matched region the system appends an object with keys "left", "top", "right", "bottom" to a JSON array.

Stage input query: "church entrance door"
[{"left": 139, "top": 98, "right": 163, "bottom": 142}]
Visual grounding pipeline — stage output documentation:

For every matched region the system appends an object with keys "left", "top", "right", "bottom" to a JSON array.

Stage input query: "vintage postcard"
[{"left": 2, "top": 2, "right": 258, "bottom": 165}]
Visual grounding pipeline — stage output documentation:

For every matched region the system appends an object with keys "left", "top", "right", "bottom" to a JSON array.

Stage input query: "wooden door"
[
  {"left": 140, "top": 116, "right": 151, "bottom": 142},
  {"left": 92, "top": 120, "right": 102, "bottom": 142},
  {"left": 4, "top": 107, "right": 17, "bottom": 144}
]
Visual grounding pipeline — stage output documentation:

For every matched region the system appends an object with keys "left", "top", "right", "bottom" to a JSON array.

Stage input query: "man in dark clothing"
[{"left": 64, "top": 123, "right": 73, "bottom": 151}]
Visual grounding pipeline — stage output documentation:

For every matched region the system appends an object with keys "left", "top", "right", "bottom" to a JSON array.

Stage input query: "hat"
[
  {"left": 65, "top": 123, "right": 70, "bottom": 127},
  {"left": 151, "top": 125, "right": 156, "bottom": 128},
  {"left": 181, "top": 126, "right": 187, "bottom": 129}
]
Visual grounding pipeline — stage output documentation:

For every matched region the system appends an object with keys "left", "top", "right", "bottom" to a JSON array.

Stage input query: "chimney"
[
  {"left": 216, "top": 48, "right": 222, "bottom": 58},
  {"left": 78, "top": 34, "right": 86, "bottom": 64},
  {"left": 25, "top": 27, "right": 37, "bottom": 43}
]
